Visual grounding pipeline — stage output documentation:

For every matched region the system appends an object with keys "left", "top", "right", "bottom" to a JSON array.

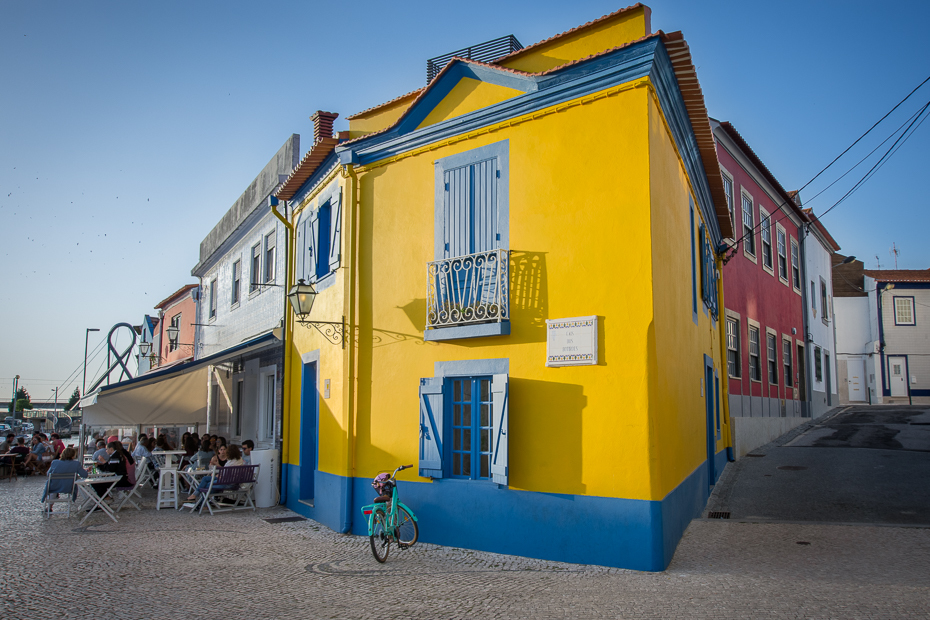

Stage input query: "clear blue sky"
[{"left": 2, "top": 0, "right": 928, "bottom": 403}]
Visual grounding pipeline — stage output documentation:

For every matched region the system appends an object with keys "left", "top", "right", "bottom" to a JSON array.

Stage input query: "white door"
[
  {"left": 848, "top": 359, "right": 866, "bottom": 402},
  {"left": 889, "top": 356, "right": 908, "bottom": 397}
]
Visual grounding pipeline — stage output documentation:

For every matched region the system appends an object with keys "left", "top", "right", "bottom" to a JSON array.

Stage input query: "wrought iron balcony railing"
[{"left": 427, "top": 249, "right": 509, "bottom": 330}]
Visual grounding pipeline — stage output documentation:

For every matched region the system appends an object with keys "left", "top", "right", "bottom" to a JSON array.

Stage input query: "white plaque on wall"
[{"left": 546, "top": 315, "right": 598, "bottom": 367}]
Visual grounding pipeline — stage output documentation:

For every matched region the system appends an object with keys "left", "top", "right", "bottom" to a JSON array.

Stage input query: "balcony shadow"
[
  {"left": 510, "top": 250, "right": 549, "bottom": 343},
  {"left": 398, "top": 298, "right": 426, "bottom": 332}
]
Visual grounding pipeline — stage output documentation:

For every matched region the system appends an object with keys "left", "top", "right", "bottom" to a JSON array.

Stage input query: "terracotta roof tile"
[
  {"left": 661, "top": 31, "right": 732, "bottom": 238},
  {"left": 154, "top": 284, "right": 198, "bottom": 311},
  {"left": 862, "top": 269, "right": 930, "bottom": 283},
  {"left": 347, "top": 88, "right": 426, "bottom": 121},
  {"left": 274, "top": 136, "right": 339, "bottom": 201},
  {"left": 491, "top": 3, "right": 649, "bottom": 65}
]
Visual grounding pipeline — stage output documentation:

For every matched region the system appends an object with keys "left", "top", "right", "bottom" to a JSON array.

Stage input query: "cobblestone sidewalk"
[{"left": 1, "top": 475, "right": 928, "bottom": 619}]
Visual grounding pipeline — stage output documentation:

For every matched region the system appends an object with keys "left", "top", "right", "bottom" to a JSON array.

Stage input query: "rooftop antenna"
[
  {"left": 890, "top": 242, "right": 899, "bottom": 269},
  {"left": 875, "top": 255, "right": 881, "bottom": 269}
]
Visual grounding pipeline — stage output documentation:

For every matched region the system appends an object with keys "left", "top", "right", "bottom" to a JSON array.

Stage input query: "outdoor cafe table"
[
  {"left": 74, "top": 473, "right": 120, "bottom": 524},
  {"left": 178, "top": 468, "right": 214, "bottom": 502},
  {"left": 152, "top": 450, "right": 187, "bottom": 470}
]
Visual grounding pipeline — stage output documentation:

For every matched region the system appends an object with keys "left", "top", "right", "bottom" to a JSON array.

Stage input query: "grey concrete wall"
[
  {"left": 193, "top": 134, "right": 299, "bottom": 274},
  {"left": 729, "top": 394, "right": 807, "bottom": 457}
]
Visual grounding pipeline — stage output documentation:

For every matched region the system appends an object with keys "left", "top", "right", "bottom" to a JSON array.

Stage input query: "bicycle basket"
[{"left": 372, "top": 473, "right": 393, "bottom": 497}]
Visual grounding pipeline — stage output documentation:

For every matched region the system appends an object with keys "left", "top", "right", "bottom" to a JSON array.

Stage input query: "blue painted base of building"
[{"left": 283, "top": 451, "right": 725, "bottom": 571}]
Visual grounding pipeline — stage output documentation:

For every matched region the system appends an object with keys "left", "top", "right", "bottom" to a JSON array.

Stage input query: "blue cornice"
[{"left": 338, "top": 37, "right": 721, "bottom": 243}]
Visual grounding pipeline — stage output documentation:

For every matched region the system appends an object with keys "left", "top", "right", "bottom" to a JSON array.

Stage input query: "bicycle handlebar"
[{"left": 391, "top": 464, "right": 414, "bottom": 477}]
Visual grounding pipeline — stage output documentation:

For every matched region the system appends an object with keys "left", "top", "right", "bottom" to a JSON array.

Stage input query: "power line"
[{"left": 796, "top": 73, "right": 930, "bottom": 194}]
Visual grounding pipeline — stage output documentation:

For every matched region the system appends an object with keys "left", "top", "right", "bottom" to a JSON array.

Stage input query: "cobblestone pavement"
[{"left": 2, "top": 476, "right": 928, "bottom": 619}]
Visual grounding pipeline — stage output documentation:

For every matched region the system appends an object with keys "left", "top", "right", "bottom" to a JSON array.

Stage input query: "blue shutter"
[
  {"left": 444, "top": 166, "right": 469, "bottom": 258},
  {"left": 472, "top": 158, "right": 499, "bottom": 253},
  {"left": 308, "top": 211, "right": 319, "bottom": 283},
  {"left": 419, "top": 377, "right": 444, "bottom": 478},
  {"left": 328, "top": 190, "right": 342, "bottom": 272},
  {"left": 699, "top": 223, "right": 707, "bottom": 303},
  {"left": 490, "top": 373, "right": 508, "bottom": 485}
]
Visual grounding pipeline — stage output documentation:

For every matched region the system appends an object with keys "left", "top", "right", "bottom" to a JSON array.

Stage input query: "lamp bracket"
[{"left": 295, "top": 317, "right": 348, "bottom": 348}]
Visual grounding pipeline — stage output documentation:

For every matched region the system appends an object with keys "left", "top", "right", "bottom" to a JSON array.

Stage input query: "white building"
[
  {"left": 191, "top": 135, "right": 299, "bottom": 448},
  {"left": 800, "top": 209, "right": 840, "bottom": 417}
]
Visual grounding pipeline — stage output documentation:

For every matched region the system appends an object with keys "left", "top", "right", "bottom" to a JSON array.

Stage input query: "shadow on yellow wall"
[{"left": 510, "top": 377, "right": 587, "bottom": 495}]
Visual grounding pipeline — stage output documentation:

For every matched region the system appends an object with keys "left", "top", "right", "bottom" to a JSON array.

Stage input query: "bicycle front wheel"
[
  {"left": 395, "top": 505, "right": 419, "bottom": 547},
  {"left": 370, "top": 508, "right": 390, "bottom": 563}
]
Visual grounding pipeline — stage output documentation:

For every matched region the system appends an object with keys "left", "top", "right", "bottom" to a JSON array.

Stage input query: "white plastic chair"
[
  {"left": 42, "top": 473, "right": 78, "bottom": 519},
  {"left": 114, "top": 456, "right": 148, "bottom": 512}
]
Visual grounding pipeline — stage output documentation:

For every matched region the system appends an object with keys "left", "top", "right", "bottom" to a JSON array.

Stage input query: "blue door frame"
[
  {"left": 299, "top": 360, "right": 318, "bottom": 501},
  {"left": 704, "top": 359, "right": 716, "bottom": 489}
]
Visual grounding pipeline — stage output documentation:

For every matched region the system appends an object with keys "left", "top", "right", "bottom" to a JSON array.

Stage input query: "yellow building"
[{"left": 274, "top": 5, "right": 733, "bottom": 570}]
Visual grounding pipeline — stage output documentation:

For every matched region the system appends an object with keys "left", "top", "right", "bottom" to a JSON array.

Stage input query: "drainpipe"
[
  {"left": 270, "top": 196, "right": 293, "bottom": 505},
  {"left": 715, "top": 246, "right": 734, "bottom": 462},
  {"left": 799, "top": 224, "right": 814, "bottom": 417},
  {"left": 340, "top": 163, "right": 359, "bottom": 534}
]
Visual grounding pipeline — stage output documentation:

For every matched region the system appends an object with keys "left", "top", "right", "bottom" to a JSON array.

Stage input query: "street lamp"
[
  {"left": 165, "top": 324, "right": 180, "bottom": 344},
  {"left": 288, "top": 279, "right": 347, "bottom": 347},
  {"left": 9, "top": 374, "right": 19, "bottom": 422},
  {"left": 82, "top": 329, "right": 99, "bottom": 407},
  {"left": 833, "top": 255, "right": 857, "bottom": 268}
]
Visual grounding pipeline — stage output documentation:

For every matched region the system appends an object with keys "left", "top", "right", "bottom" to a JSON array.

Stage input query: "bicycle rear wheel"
[
  {"left": 370, "top": 508, "right": 390, "bottom": 563},
  {"left": 395, "top": 505, "right": 419, "bottom": 548}
]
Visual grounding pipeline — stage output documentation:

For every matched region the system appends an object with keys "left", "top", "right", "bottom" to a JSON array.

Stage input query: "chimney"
[{"left": 311, "top": 111, "right": 338, "bottom": 145}]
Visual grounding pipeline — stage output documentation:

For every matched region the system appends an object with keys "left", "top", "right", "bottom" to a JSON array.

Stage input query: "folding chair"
[
  {"left": 42, "top": 473, "right": 78, "bottom": 519},
  {"left": 114, "top": 456, "right": 147, "bottom": 512},
  {"left": 187, "top": 465, "right": 259, "bottom": 515},
  {"left": 135, "top": 454, "right": 156, "bottom": 489}
]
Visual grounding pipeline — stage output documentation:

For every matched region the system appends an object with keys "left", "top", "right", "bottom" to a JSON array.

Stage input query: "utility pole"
[{"left": 9, "top": 375, "right": 19, "bottom": 422}]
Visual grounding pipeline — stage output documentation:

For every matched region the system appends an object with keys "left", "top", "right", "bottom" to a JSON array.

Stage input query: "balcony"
[
  {"left": 426, "top": 35, "right": 523, "bottom": 84},
  {"left": 425, "top": 249, "right": 510, "bottom": 341}
]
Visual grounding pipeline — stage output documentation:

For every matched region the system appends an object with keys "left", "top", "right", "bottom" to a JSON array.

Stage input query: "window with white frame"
[
  {"left": 264, "top": 231, "right": 276, "bottom": 284},
  {"left": 168, "top": 313, "right": 181, "bottom": 352},
  {"left": 811, "top": 281, "right": 817, "bottom": 316},
  {"left": 250, "top": 243, "right": 261, "bottom": 294},
  {"left": 297, "top": 185, "right": 343, "bottom": 285},
  {"left": 894, "top": 297, "right": 915, "bottom": 325},
  {"left": 749, "top": 325, "right": 761, "bottom": 381},
  {"left": 760, "top": 209, "right": 773, "bottom": 270},
  {"left": 782, "top": 337, "right": 793, "bottom": 387},
  {"left": 791, "top": 240, "right": 801, "bottom": 290},
  {"left": 259, "top": 371, "right": 276, "bottom": 441},
  {"left": 767, "top": 331, "right": 778, "bottom": 384},
  {"left": 742, "top": 193, "right": 755, "bottom": 256},
  {"left": 419, "top": 365, "right": 509, "bottom": 485},
  {"left": 726, "top": 318, "right": 740, "bottom": 378},
  {"left": 722, "top": 172, "right": 734, "bottom": 235},
  {"left": 209, "top": 278, "right": 217, "bottom": 320},
  {"left": 820, "top": 277, "right": 829, "bottom": 324},
  {"left": 231, "top": 260, "right": 241, "bottom": 306},
  {"left": 776, "top": 227, "right": 788, "bottom": 281}
]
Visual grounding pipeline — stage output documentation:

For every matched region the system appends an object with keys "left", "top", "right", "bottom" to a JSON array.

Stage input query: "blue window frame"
[
  {"left": 419, "top": 360, "right": 508, "bottom": 484},
  {"left": 296, "top": 184, "right": 343, "bottom": 289},
  {"left": 699, "top": 223, "right": 719, "bottom": 319},
  {"left": 448, "top": 376, "right": 493, "bottom": 479},
  {"left": 690, "top": 201, "right": 697, "bottom": 318}
]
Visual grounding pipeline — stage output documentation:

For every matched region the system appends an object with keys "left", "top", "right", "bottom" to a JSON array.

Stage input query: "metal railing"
[
  {"left": 426, "top": 35, "right": 523, "bottom": 83},
  {"left": 427, "top": 249, "right": 509, "bottom": 330}
]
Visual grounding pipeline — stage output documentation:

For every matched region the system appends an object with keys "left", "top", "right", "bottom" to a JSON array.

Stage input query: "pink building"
[
  {"left": 152, "top": 284, "right": 199, "bottom": 368},
  {"left": 713, "top": 120, "right": 808, "bottom": 457}
]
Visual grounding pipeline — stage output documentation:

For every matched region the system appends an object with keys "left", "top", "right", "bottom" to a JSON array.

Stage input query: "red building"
[
  {"left": 712, "top": 120, "right": 808, "bottom": 457},
  {"left": 152, "top": 284, "right": 199, "bottom": 368}
]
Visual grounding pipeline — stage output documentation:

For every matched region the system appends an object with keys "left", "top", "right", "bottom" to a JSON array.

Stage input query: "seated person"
[
  {"left": 50, "top": 433, "right": 66, "bottom": 459},
  {"left": 241, "top": 440, "right": 254, "bottom": 465},
  {"left": 132, "top": 434, "right": 151, "bottom": 461},
  {"left": 92, "top": 441, "right": 134, "bottom": 497},
  {"left": 24, "top": 435, "right": 48, "bottom": 475},
  {"left": 2, "top": 436, "right": 29, "bottom": 473},
  {"left": 186, "top": 445, "right": 244, "bottom": 501},
  {"left": 0, "top": 432, "right": 13, "bottom": 455},
  {"left": 191, "top": 444, "right": 214, "bottom": 469},
  {"left": 41, "top": 448, "right": 88, "bottom": 507},
  {"left": 92, "top": 440, "right": 108, "bottom": 465}
]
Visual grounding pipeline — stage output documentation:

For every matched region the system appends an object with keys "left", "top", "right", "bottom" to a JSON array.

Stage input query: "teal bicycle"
[{"left": 361, "top": 464, "right": 419, "bottom": 562}]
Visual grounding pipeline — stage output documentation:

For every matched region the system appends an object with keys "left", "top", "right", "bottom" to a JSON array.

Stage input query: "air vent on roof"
[{"left": 426, "top": 34, "right": 523, "bottom": 84}]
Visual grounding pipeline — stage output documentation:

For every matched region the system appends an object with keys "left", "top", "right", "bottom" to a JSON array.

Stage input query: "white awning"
[{"left": 78, "top": 332, "right": 277, "bottom": 427}]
